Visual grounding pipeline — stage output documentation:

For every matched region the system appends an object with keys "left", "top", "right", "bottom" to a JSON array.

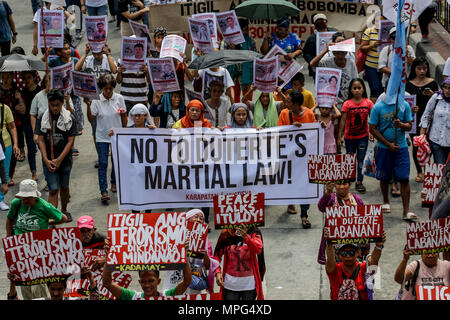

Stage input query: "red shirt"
[
  {"left": 342, "top": 98, "right": 373, "bottom": 139},
  {"left": 327, "top": 262, "right": 368, "bottom": 300}
]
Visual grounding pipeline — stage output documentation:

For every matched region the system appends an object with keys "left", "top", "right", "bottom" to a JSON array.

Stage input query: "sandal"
[
  {"left": 415, "top": 173, "right": 424, "bottom": 183},
  {"left": 72, "top": 149, "right": 80, "bottom": 156},
  {"left": 403, "top": 212, "right": 418, "bottom": 221},
  {"left": 8, "top": 178, "right": 14, "bottom": 187},
  {"left": 287, "top": 205, "right": 297, "bottom": 214},
  {"left": 301, "top": 218, "right": 311, "bottom": 229},
  {"left": 101, "top": 193, "right": 110, "bottom": 204},
  {"left": 382, "top": 203, "right": 391, "bottom": 213},
  {"left": 111, "top": 184, "right": 117, "bottom": 193},
  {"left": 17, "top": 153, "right": 25, "bottom": 162},
  {"left": 391, "top": 184, "right": 401, "bottom": 197}
]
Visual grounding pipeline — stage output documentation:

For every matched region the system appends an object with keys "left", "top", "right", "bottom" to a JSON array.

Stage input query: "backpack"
[{"left": 337, "top": 265, "right": 361, "bottom": 300}]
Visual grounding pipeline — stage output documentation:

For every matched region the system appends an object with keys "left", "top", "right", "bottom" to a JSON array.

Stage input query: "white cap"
[
  {"left": 389, "top": 26, "right": 396, "bottom": 35},
  {"left": 444, "top": 57, "right": 450, "bottom": 77},
  {"left": 313, "top": 13, "right": 327, "bottom": 23},
  {"left": 16, "top": 179, "right": 41, "bottom": 198}
]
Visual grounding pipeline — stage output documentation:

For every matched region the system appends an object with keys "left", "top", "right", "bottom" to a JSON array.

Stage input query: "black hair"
[
  {"left": 291, "top": 72, "right": 305, "bottom": 84},
  {"left": 134, "top": 43, "right": 144, "bottom": 49},
  {"left": 138, "top": 270, "right": 160, "bottom": 278},
  {"left": 289, "top": 89, "right": 304, "bottom": 106},
  {"left": 329, "top": 75, "right": 338, "bottom": 83},
  {"left": 47, "top": 89, "right": 65, "bottom": 103},
  {"left": 47, "top": 278, "right": 67, "bottom": 289},
  {"left": 97, "top": 74, "right": 117, "bottom": 89},
  {"left": 11, "top": 46, "right": 25, "bottom": 55},
  {"left": 238, "top": 18, "right": 249, "bottom": 29},
  {"left": 332, "top": 32, "right": 344, "bottom": 42},
  {"left": 209, "top": 80, "right": 224, "bottom": 90},
  {"left": 347, "top": 78, "right": 368, "bottom": 100},
  {"left": 408, "top": 56, "right": 431, "bottom": 80}
]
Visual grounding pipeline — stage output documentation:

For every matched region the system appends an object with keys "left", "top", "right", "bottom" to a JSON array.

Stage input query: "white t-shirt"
[
  {"left": 90, "top": 92, "right": 125, "bottom": 143},
  {"left": 204, "top": 96, "right": 230, "bottom": 127},
  {"left": 378, "top": 44, "right": 415, "bottom": 88},
  {"left": 85, "top": 0, "right": 108, "bottom": 7},
  {"left": 198, "top": 67, "right": 234, "bottom": 101},
  {"left": 33, "top": 8, "right": 49, "bottom": 24},
  {"left": 0, "top": 144, "right": 5, "bottom": 162}
]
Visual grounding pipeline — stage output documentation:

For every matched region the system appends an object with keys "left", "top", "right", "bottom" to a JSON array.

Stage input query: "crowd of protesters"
[{"left": 0, "top": 0, "right": 449, "bottom": 301}]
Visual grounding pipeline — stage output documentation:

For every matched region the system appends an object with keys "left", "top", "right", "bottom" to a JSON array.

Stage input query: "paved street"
[{"left": 0, "top": 1, "right": 436, "bottom": 300}]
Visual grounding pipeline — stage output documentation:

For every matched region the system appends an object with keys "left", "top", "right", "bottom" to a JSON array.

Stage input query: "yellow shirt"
[
  {"left": 0, "top": 104, "right": 14, "bottom": 148},
  {"left": 280, "top": 88, "right": 316, "bottom": 109},
  {"left": 362, "top": 27, "right": 379, "bottom": 69}
]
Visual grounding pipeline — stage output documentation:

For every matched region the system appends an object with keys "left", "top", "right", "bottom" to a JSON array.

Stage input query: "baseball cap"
[
  {"left": 336, "top": 243, "right": 360, "bottom": 253},
  {"left": 16, "top": 179, "right": 41, "bottom": 198},
  {"left": 313, "top": 13, "right": 328, "bottom": 23},
  {"left": 77, "top": 216, "right": 95, "bottom": 229}
]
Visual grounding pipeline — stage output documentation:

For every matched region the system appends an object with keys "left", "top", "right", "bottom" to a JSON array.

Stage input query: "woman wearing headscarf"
[
  {"left": 419, "top": 78, "right": 450, "bottom": 164},
  {"left": 149, "top": 90, "right": 186, "bottom": 128},
  {"left": 229, "top": 103, "right": 253, "bottom": 129},
  {"left": 172, "top": 99, "right": 211, "bottom": 129},
  {"left": 242, "top": 84, "right": 282, "bottom": 128},
  {"left": 126, "top": 103, "right": 156, "bottom": 129}
]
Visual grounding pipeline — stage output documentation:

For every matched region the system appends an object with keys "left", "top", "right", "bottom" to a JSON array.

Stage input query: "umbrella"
[
  {"left": 234, "top": 0, "right": 300, "bottom": 21},
  {"left": 0, "top": 54, "right": 47, "bottom": 72},
  {"left": 188, "top": 50, "right": 263, "bottom": 70}
]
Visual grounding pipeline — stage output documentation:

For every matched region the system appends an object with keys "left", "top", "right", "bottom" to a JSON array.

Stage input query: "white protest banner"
[
  {"left": 315, "top": 67, "right": 342, "bottom": 107},
  {"left": 129, "top": 20, "right": 155, "bottom": 50},
  {"left": 147, "top": 58, "right": 180, "bottom": 93},
  {"left": 2, "top": 228, "right": 84, "bottom": 286},
  {"left": 405, "top": 95, "right": 417, "bottom": 134},
  {"left": 51, "top": 61, "right": 74, "bottom": 95},
  {"left": 325, "top": 205, "right": 384, "bottom": 244},
  {"left": 253, "top": 57, "right": 278, "bottom": 93},
  {"left": 111, "top": 125, "right": 324, "bottom": 211},
  {"left": 416, "top": 286, "right": 450, "bottom": 301},
  {"left": 216, "top": 10, "right": 245, "bottom": 45},
  {"left": 383, "top": 0, "right": 433, "bottom": 25},
  {"left": 121, "top": 36, "right": 147, "bottom": 72},
  {"left": 161, "top": 35, "right": 187, "bottom": 63},
  {"left": 188, "top": 18, "right": 215, "bottom": 53},
  {"left": 192, "top": 13, "right": 218, "bottom": 48},
  {"left": 84, "top": 15, "right": 107, "bottom": 53},
  {"left": 316, "top": 32, "right": 335, "bottom": 55},
  {"left": 422, "top": 163, "right": 445, "bottom": 207},
  {"left": 329, "top": 38, "right": 355, "bottom": 52},
  {"left": 406, "top": 217, "right": 450, "bottom": 255},
  {"left": 378, "top": 19, "right": 395, "bottom": 53},
  {"left": 38, "top": 10, "right": 64, "bottom": 48},
  {"left": 107, "top": 212, "right": 187, "bottom": 271},
  {"left": 71, "top": 71, "right": 100, "bottom": 100},
  {"left": 264, "top": 45, "right": 303, "bottom": 88}
]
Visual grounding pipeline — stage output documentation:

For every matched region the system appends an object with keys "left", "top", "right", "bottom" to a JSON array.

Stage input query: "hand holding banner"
[{"left": 406, "top": 217, "right": 450, "bottom": 255}]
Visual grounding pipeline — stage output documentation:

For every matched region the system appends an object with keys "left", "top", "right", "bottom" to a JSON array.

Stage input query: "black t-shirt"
[
  {"left": 20, "top": 85, "right": 41, "bottom": 123},
  {"left": 119, "top": 0, "right": 142, "bottom": 23},
  {"left": 35, "top": 112, "right": 78, "bottom": 166},
  {"left": 83, "top": 232, "right": 106, "bottom": 249},
  {"left": 405, "top": 80, "right": 440, "bottom": 132}
]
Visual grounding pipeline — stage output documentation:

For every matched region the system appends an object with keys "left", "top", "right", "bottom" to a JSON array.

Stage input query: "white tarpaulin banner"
[
  {"left": 111, "top": 125, "right": 324, "bottom": 210},
  {"left": 382, "top": 0, "right": 433, "bottom": 25}
]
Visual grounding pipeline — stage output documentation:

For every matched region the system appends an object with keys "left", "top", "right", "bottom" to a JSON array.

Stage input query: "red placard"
[
  {"left": 325, "top": 205, "right": 383, "bottom": 244},
  {"left": 422, "top": 163, "right": 445, "bottom": 207},
  {"left": 406, "top": 217, "right": 450, "bottom": 255},
  {"left": 213, "top": 192, "right": 265, "bottom": 229},
  {"left": 186, "top": 221, "right": 209, "bottom": 258},
  {"left": 107, "top": 212, "right": 187, "bottom": 272},
  {"left": 149, "top": 292, "right": 222, "bottom": 300},
  {"left": 65, "top": 249, "right": 133, "bottom": 300},
  {"left": 308, "top": 154, "right": 357, "bottom": 184},
  {"left": 416, "top": 286, "right": 450, "bottom": 300},
  {"left": 2, "top": 228, "right": 84, "bottom": 286}
]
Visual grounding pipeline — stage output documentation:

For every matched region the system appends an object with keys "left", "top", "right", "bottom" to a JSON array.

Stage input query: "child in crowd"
[{"left": 312, "top": 102, "right": 341, "bottom": 154}]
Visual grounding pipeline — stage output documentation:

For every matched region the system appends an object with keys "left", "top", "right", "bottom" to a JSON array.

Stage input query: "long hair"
[
  {"left": 408, "top": 56, "right": 431, "bottom": 81},
  {"left": 347, "top": 78, "right": 368, "bottom": 100}
]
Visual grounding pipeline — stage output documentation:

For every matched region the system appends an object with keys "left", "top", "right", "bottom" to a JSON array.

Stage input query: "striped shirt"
[
  {"left": 119, "top": 71, "right": 148, "bottom": 108},
  {"left": 362, "top": 27, "right": 379, "bottom": 69}
]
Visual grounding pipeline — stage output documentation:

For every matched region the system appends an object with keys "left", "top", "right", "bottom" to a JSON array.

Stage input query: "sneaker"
[
  {"left": 0, "top": 201, "right": 9, "bottom": 211},
  {"left": 355, "top": 182, "right": 366, "bottom": 194},
  {"left": 64, "top": 212, "right": 73, "bottom": 223}
]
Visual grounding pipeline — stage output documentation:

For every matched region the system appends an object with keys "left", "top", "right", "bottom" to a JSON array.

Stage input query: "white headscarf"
[
  {"left": 127, "top": 104, "right": 155, "bottom": 127},
  {"left": 185, "top": 209, "right": 204, "bottom": 221}
]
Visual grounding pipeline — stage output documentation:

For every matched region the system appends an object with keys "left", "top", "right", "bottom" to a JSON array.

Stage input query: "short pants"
[
  {"left": 375, "top": 147, "right": 410, "bottom": 181},
  {"left": 43, "top": 160, "right": 72, "bottom": 191}
]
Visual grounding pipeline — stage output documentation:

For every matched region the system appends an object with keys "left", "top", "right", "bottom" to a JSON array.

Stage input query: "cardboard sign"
[
  {"left": 149, "top": 292, "right": 222, "bottom": 300},
  {"left": 213, "top": 192, "right": 265, "bottom": 229},
  {"left": 416, "top": 286, "right": 450, "bottom": 301},
  {"left": 328, "top": 38, "right": 356, "bottom": 53},
  {"left": 325, "top": 205, "right": 383, "bottom": 244},
  {"left": 2, "top": 228, "right": 84, "bottom": 286},
  {"left": 185, "top": 221, "right": 209, "bottom": 258},
  {"left": 422, "top": 163, "right": 445, "bottom": 207},
  {"left": 406, "top": 217, "right": 450, "bottom": 255},
  {"left": 308, "top": 154, "right": 357, "bottom": 184},
  {"left": 65, "top": 249, "right": 133, "bottom": 300},
  {"left": 107, "top": 212, "right": 187, "bottom": 272}
]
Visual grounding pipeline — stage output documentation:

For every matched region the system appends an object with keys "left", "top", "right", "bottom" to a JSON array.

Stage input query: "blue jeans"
[
  {"left": 43, "top": 160, "right": 72, "bottom": 191},
  {"left": 23, "top": 122, "right": 37, "bottom": 173},
  {"left": 87, "top": 4, "right": 108, "bottom": 16},
  {"left": 0, "top": 146, "right": 11, "bottom": 202},
  {"left": 345, "top": 136, "right": 369, "bottom": 182},
  {"left": 364, "top": 65, "right": 382, "bottom": 98},
  {"left": 429, "top": 140, "right": 450, "bottom": 164},
  {"left": 97, "top": 142, "right": 115, "bottom": 194}
]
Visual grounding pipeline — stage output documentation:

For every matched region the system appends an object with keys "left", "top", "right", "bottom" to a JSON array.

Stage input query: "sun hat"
[
  {"left": 313, "top": 13, "right": 328, "bottom": 23},
  {"left": 16, "top": 179, "right": 41, "bottom": 198}
]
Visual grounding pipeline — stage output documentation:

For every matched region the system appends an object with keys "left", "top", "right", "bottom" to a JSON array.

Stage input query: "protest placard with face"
[
  {"left": 216, "top": 10, "right": 244, "bottom": 45},
  {"left": 315, "top": 67, "right": 342, "bottom": 108},
  {"left": 121, "top": 37, "right": 148, "bottom": 72},
  {"left": 254, "top": 57, "right": 278, "bottom": 93},
  {"left": 129, "top": 20, "right": 155, "bottom": 50},
  {"left": 147, "top": 57, "right": 180, "bottom": 93},
  {"left": 51, "top": 61, "right": 74, "bottom": 95},
  {"left": 38, "top": 10, "right": 64, "bottom": 48},
  {"left": 71, "top": 71, "right": 100, "bottom": 100},
  {"left": 160, "top": 35, "right": 187, "bottom": 63},
  {"left": 85, "top": 16, "right": 108, "bottom": 53},
  {"left": 188, "top": 18, "right": 214, "bottom": 53}
]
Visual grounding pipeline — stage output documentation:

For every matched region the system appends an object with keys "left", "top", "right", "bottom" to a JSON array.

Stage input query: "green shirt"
[
  {"left": 120, "top": 287, "right": 178, "bottom": 300},
  {"left": 7, "top": 198, "right": 63, "bottom": 234}
]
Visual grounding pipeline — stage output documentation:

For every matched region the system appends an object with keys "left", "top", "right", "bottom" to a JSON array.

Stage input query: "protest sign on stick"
[
  {"left": 38, "top": 10, "right": 64, "bottom": 48},
  {"left": 308, "top": 154, "right": 357, "bottom": 184},
  {"left": 84, "top": 15, "right": 108, "bottom": 53},
  {"left": 147, "top": 58, "right": 180, "bottom": 93},
  {"left": 188, "top": 18, "right": 214, "bottom": 53},
  {"left": 315, "top": 67, "right": 342, "bottom": 108},
  {"left": 185, "top": 221, "right": 209, "bottom": 258},
  {"left": 121, "top": 36, "right": 148, "bottom": 72},
  {"left": 160, "top": 35, "right": 187, "bottom": 63},
  {"left": 213, "top": 192, "right": 265, "bottom": 230},
  {"left": 51, "top": 61, "right": 74, "bottom": 95},
  {"left": 325, "top": 205, "right": 384, "bottom": 244},
  {"left": 71, "top": 71, "right": 99, "bottom": 100},
  {"left": 2, "top": 228, "right": 84, "bottom": 286},
  {"left": 107, "top": 212, "right": 187, "bottom": 272},
  {"left": 129, "top": 20, "right": 155, "bottom": 50},
  {"left": 406, "top": 217, "right": 450, "bottom": 255},
  {"left": 422, "top": 163, "right": 445, "bottom": 208},
  {"left": 253, "top": 57, "right": 278, "bottom": 93},
  {"left": 416, "top": 286, "right": 450, "bottom": 301}
]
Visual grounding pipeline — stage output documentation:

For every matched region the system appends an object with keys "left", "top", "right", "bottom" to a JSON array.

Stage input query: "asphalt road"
[{"left": 0, "top": 2, "right": 431, "bottom": 300}]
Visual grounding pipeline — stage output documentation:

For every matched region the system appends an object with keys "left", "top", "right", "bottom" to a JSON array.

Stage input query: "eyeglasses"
[{"left": 340, "top": 250, "right": 356, "bottom": 257}]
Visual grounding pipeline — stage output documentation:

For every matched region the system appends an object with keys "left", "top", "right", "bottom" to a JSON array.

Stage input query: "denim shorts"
[
  {"left": 189, "top": 275, "right": 208, "bottom": 291},
  {"left": 375, "top": 147, "right": 410, "bottom": 181},
  {"left": 43, "top": 160, "right": 72, "bottom": 191}
]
